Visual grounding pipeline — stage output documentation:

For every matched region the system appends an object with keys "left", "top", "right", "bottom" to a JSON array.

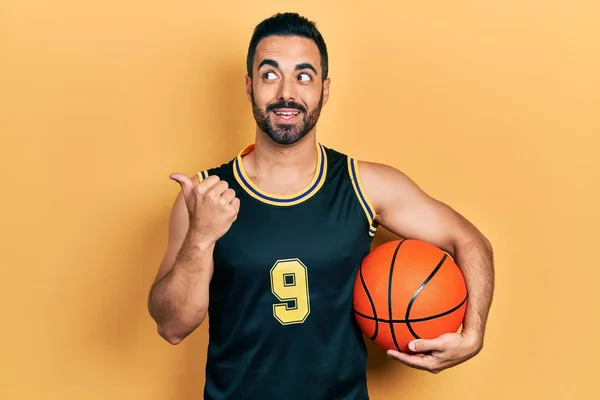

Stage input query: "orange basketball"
[{"left": 353, "top": 239, "right": 468, "bottom": 353}]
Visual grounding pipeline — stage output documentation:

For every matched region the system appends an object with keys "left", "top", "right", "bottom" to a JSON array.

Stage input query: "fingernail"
[{"left": 409, "top": 341, "right": 416, "bottom": 351}]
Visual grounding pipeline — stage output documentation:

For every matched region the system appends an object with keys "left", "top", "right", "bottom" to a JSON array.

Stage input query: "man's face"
[{"left": 246, "top": 35, "right": 330, "bottom": 145}]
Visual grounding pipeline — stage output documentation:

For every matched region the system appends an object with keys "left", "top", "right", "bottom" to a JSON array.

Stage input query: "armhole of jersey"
[
  {"left": 197, "top": 170, "right": 209, "bottom": 183},
  {"left": 347, "top": 157, "right": 378, "bottom": 237}
]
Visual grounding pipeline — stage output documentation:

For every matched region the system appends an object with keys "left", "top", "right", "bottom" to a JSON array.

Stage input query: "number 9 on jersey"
[{"left": 270, "top": 258, "right": 311, "bottom": 325}]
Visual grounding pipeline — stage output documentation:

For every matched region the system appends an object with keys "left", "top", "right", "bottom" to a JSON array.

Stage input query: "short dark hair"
[{"left": 246, "top": 12, "right": 329, "bottom": 80}]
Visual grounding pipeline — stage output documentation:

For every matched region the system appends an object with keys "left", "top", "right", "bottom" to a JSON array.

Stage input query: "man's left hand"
[{"left": 386, "top": 331, "right": 483, "bottom": 374}]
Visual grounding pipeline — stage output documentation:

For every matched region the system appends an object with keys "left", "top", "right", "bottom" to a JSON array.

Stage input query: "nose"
[{"left": 277, "top": 76, "right": 297, "bottom": 102}]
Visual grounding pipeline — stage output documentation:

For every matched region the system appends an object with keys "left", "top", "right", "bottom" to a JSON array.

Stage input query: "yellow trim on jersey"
[
  {"left": 233, "top": 143, "right": 328, "bottom": 206},
  {"left": 348, "top": 157, "right": 377, "bottom": 237},
  {"left": 196, "top": 170, "right": 208, "bottom": 183}
]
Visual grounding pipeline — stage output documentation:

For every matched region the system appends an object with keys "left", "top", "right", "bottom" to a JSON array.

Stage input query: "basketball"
[{"left": 353, "top": 239, "right": 468, "bottom": 353}]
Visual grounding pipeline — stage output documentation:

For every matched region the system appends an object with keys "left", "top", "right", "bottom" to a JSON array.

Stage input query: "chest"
[{"left": 212, "top": 195, "right": 369, "bottom": 281}]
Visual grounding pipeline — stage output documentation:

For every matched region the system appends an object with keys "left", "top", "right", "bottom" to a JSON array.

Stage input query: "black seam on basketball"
[
  {"left": 405, "top": 253, "right": 448, "bottom": 340},
  {"left": 353, "top": 293, "right": 467, "bottom": 323},
  {"left": 388, "top": 240, "right": 405, "bottom": 352},
  {"left": 359, "top": 257, "right": 379, "bottom": 340}
]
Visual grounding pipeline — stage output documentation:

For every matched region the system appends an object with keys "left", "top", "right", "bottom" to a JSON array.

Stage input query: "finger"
[
  {"left": 170, "top": 173, "right": 194, "bottom": 201},
  {"left": 387, "top": 350, "right": 439, "bottom": 373},
  {"left": 219, "top": 188, "right": 236, "bottom": 205},
  {"left": 408, "top": 337, "right": 446, "bottom": 353},
  {"left": 230, "top": 197, "right": 241, "bottom": 213},
  {"left": 170, "top": 172, "right": 191, "bottom": 187},
  {"left": 196, "top": 175, "right": 221, "bottom": 193},
  {"left": 205, "top": 180, "right": 229, "bottom": 200}
]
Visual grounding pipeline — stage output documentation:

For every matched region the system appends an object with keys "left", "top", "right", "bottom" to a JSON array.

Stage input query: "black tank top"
[{"left": 198, "top": 142, "right": 377, "bottom": 400}]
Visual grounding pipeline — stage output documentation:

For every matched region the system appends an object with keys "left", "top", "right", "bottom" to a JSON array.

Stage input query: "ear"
[
  {"left": 322, "top": 77, "right": 331, "bottom": 106},
  {"left": 245, "top": 75, "right": 252, "bottom": 102}
]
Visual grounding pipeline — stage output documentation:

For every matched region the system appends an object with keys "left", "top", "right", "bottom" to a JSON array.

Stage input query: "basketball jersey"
[{"left": 197, "top": 142, "right": 378, "bottom": 400}]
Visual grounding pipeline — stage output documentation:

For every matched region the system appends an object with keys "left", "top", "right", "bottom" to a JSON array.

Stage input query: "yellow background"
[{"left": 1, "top": 0, "right": 598, "bottom": 399}]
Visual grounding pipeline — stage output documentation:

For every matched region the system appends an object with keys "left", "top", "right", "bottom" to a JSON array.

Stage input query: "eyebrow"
[
  {"left": 295, "top": 63, "right": 317, "bottom": 75},
  {"left": 258, "top": 59, "right": 318, "bottom": 76}
]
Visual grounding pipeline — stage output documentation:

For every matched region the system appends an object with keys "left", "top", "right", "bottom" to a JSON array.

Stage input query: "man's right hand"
[{"left": 169, "top": 173, "right": 240, "bottom": 244}]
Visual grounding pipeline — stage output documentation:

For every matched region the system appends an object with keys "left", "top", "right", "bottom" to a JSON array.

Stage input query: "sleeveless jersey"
[{"left": 197, "top": 142, "right": 378, "bottom": 400}]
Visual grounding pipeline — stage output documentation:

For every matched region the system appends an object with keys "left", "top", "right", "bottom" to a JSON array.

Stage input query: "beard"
[{"left": 251, "top": 89, "right": 324, "bottom": 146}]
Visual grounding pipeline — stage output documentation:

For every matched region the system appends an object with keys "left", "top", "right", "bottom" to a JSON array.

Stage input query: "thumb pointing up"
[{"left": 170, "top": 173, "right": 194, "bottom": 209}]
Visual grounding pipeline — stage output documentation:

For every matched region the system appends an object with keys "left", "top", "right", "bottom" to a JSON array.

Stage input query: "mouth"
[{"left": 272, "top": 108, "right": 301, "bottom": 122}]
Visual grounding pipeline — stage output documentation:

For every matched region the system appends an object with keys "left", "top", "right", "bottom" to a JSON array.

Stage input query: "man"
[{"left": 148, "top": 12, "right": 494, "bottom": 400}]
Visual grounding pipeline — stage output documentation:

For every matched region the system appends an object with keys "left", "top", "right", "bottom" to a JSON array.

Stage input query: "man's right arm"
[
  {"left": 148, "top": 173, "right": 239, "bottom": 345},
  {"left": 147, "top": 184, "right": 212, "bottom": 344}
]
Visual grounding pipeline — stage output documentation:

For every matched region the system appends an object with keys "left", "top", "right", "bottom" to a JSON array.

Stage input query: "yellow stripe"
[
  {"left": 348, "top": 157, "right": 377, "bottom": 236},
  {"left": 233, "top": 143, "right": 327, "bottom": 207},
  {"left": 196, "top": 170, "right": 208, "bottom": 183}
]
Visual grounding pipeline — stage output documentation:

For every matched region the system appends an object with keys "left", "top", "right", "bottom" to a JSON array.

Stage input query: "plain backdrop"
[{"left": 1, "top": 0, "right": 598, "bottom": 399}]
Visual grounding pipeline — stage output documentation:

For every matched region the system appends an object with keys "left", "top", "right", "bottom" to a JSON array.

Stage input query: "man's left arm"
[{"left": 359, "top": 160, "right": 495, "bottom": 373}]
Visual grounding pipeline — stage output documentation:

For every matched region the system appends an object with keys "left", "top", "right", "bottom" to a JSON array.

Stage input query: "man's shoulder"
[
  {"left": 322, "top": 145, "right": 392, "bottom": 168},
  {"left": 321, "top": 144, "right": 351, "bottom": 159},
  {"left": 355, "top": 159, "right": 412, "bottom": 189},
  {"left": 321, "top": 145, "right": 403, "bottom": 181},
  {"left": 194, "top": 157, "right": 236, "bottom": 183}
]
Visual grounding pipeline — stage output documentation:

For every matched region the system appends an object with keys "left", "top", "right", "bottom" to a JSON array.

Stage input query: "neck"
[{"left": 250, "top": 129, "right": 318, "bottom": 173}]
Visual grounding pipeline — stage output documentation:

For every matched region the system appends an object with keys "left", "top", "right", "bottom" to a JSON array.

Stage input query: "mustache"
[{"left": 266, "top": 100, "right": 306, "bottom": 113}]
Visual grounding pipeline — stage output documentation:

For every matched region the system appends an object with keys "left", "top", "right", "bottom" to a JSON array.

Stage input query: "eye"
[
  {"left": 297, "top": 73, "right": 311, "bottom": 82},
  {"left": 263, "top": 71, "right": 278, "bottom": 80}
]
